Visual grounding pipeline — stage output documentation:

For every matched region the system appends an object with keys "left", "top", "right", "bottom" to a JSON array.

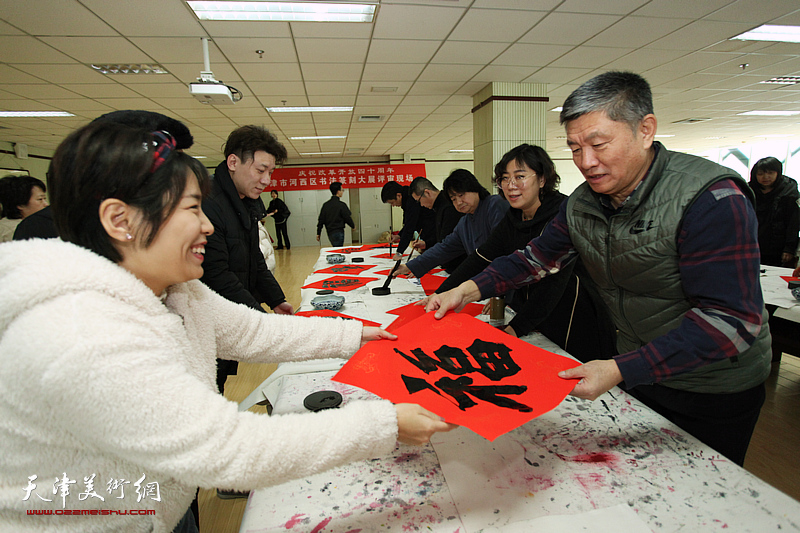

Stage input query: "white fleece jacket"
[{"left": 0, "top": 239, "right": 398, "bottom": 533}]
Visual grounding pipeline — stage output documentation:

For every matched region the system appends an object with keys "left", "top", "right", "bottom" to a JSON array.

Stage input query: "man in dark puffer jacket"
[{"left": 202, "top": 126, "right": 293, "bottom": 396}]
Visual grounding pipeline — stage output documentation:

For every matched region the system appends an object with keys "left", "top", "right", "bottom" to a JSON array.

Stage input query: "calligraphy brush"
[
  {"left": 405, "top": 244, "right": 415, "bottom": 264},
  {"left": 372, "top": 257, "right": 402, "bottom": 296},
  {"left": 406, "top": 230, "right": 418, "bottom": 264}
]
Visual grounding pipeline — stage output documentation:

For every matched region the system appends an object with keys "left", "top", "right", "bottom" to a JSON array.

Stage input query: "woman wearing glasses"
[{"left": 433, "top": 144, "right": 616, "bottom": 362}]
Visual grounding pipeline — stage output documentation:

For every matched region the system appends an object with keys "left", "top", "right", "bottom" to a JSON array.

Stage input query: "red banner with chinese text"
[{"left": 269, "top": 163, "right": 426, "bottom": 191}]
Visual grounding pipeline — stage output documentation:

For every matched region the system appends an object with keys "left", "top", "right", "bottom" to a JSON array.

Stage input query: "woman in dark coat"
[
  {"left": 434, "top": 144, "right": 616, "bottom": 363},
  {"left": 749, "top": 157, "right": 800, "bottom": 268}
]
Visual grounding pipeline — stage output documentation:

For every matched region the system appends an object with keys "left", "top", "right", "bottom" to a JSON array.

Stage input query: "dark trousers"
[
  {"left": 275, "top": 221, "right": 290, "bottom": 249},
  {"left": 172, "top": 507, "right": 199, "bottom": 533},
  {"left": 328, "top": 229, "right": 345, "bottom": 247},
  {"left": 627, "top": 382, "right": 766, "bottom": 466}
]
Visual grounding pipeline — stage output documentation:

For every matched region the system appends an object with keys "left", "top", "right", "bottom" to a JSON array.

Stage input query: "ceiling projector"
[
  {"left": 189, "top": 38, "right": 242, "bottom": 105},
  {"left": 190, "top": 82, "right": 236, "bottom": 105}
]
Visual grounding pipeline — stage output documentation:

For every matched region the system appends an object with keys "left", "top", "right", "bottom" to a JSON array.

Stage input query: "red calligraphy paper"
[
  {"left": 314, "top": 264, "right": 377, "bottom": 275},
  {"left": 420, "top": 273, "right": 447, "bottom": 295},
  {"left": 302, "top": 276, "right": 378, "bottom": 292},
  {"left": 461, "top": 302, "right": 485, "bottom": 316},
  {"left": 385, "top": 304, "right": 427, "bottom": 333},
  {"left": 780, "top": 275, "right": 800, "bottom": 284},
  {"left": 334, "top": 312, "right": 581, "bottom": 441},
  {"left": 295, "top": 309, "right": 381, "bottom": 327},
  {"left": 385, "top": 301, "right": 484, "bottom": 331},
  {"left": 374, "top": 269, "right": 410, "bottom": 277},
  {"left": 360, "top": 243, "right": 389, "bottom": 250},
  {"left": 327, "top": 247, "right": 364, "bottom": 254},
  {"left": 371, "top": 252, "right": 408, "bottom": 259}
]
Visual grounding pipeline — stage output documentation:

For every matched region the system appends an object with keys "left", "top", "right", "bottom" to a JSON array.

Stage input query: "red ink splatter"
[
  {"left": 556, "top": 452, "right": 616, "bottom": 464},
  {"left": 573, "top": 473, "right": 605, "bottom": 508},
  {"left": 522, "top": 474, "right": 556, "bottom": 490},
  {"left": 284, "top": 513, "right": 306, "bottom": 529},
  {"left": 394, "top": 452, "right": 419, "bottom": 463},
  {"left": 660, "top": 428, "right": 682, "bottom": 438},
  {"left": 310, "top": 516, "right": 332, "bottom": 533}
]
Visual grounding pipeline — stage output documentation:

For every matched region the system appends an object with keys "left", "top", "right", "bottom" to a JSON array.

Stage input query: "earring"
[{"left": 126, "top": 233, "right": 133, "bottom": 241}]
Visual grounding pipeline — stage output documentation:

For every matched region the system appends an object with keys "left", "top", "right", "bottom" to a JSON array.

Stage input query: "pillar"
[{"left": 472, "top": 82, "right": 549, "bottom": 190}]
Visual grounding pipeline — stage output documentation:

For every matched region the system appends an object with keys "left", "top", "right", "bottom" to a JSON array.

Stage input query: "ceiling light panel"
[
  {"left": 187, "top": 2, "right": 377, "bottom": 22},
  {"left": 90, "top": 64, "right": 168, "bottom": 75},
  {"left": 761, "top": 77, "right": 800, "bottom": 85},
  {"left": 737, "top": 110, "right": 800, "bottom": 116},
  {"left": 731, "top": 25, "right": 800, "bottom": 43},
  {"left": 290, "top": 135, "right": 347, "bottom": 140},
  {"left": 267, "top": 106, "right": 353, "bottom": 112},
  {"left": 0, "top": 111, "right": 75, "bottom": 117}
]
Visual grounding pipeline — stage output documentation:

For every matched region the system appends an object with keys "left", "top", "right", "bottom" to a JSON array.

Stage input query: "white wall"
[
  {"left": 0, "top": 142, "right": 53, "bottom": 185},
  {"left": 552, "top": 157, "right": 585, "bottom": 195}
]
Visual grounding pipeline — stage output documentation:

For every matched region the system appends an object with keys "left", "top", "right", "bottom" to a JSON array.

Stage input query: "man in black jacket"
[
  {"left": 201, "top": 125, "right": 293, "bottom": 396},
  {"left": 409, "top": 176, "right": 465, "bottom": 272},
  {"left": 316, "top": 181, "right": 355, "bottom": 246},
  {"left": 266, "top": 189, "right": 291, "bottom": 250},
  {"left": 381, "top": 180, "right": 436, "bottom": 260}
]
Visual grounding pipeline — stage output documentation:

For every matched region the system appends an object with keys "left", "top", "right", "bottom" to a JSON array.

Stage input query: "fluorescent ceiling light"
[
  {"left": 300, "top": 151, "right": 341, "bottom": 155},
  {"left": 731, "top": 24, "right": 800, "bottom": 43},
  {"left": 0, "top": 111, "right": 75, "bottom": 117},
  {"left": 192, "top": 155, "right": 207, "bottom": 159},
  {"left": 737, "top": 110, "right": 800, "bottom": 116},
  {"left": 654, "top": 135, "right": 674, "bottom": 138},
  {"left": 187, "top": 1, "right": 377, "bottom": 22},
  {"left": 761, "top": 76, "right": 800, "bottom": 85},
  {"left": 550, "top": 107, "right": 563, "bottom": 112},
  {"left": 290, "top": 135, "right": 347, "bottom": 140},
  {"left": 449, "top": 149, "right": 474, "bottom": 153},
  {"left": 90, "top": 63, "right": 168, "bottom": 75},
  {"left": 267, "top": 106, "right": 352, "bottom": 112}
]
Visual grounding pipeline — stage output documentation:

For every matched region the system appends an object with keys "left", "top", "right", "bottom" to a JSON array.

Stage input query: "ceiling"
[{"left": 1, "top": 0, "right": 800, "bottom": 165}]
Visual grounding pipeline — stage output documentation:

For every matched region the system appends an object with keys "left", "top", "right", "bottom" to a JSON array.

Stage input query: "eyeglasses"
[{"left": 496, "top": 172, "right": 536, "bottom": 187}]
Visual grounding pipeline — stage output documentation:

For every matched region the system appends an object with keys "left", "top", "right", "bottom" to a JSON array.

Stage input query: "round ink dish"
[
  {"left": 316, "top": 289, "right": 334, "bottom": 295},
  {"left": 311, "top": 294, "right": 345, "bottom": 310},
  {"left": 303, "top": 390, "right": 343, "bottom": 412},
  {"left": 352, "top": 257, "right": 364, "bottom": 263},
  {"left": 326, "top": 253, "right": 345, "bottom": 264}
]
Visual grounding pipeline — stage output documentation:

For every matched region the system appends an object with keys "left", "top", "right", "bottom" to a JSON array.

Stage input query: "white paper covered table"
[{"left": 238, "top": 248, "right": 800, "bottom": 532}]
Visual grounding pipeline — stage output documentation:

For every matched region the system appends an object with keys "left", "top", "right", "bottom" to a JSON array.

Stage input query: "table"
[
  {"left": 759, "top": 265, "right": 800, "bottom": 360},
  {"left": 238, "top": 247, "right": 800, "bottom": 532}
]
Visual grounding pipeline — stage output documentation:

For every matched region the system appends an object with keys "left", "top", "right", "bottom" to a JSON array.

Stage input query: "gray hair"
[
  {"left": 409, "top": 176, "right": 437, "bottom": 197},
  {"left": 560, "top": 71, "right": 653, "bottom": 131}
]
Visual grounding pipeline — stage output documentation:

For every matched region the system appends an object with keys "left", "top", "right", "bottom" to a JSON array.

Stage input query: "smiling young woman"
[{"left": 0, "top": 120, "right": 454, "bottom": 533}]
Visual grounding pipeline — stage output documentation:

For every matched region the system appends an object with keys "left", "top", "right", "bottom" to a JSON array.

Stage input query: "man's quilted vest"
[{"left": 566, "top": 144, "right": 771, "bottom": 393}]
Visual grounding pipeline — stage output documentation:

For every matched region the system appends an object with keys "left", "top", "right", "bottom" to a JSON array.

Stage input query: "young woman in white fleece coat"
[{"left": 0, "top": 122, "right": 455, "bottom": 533}]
